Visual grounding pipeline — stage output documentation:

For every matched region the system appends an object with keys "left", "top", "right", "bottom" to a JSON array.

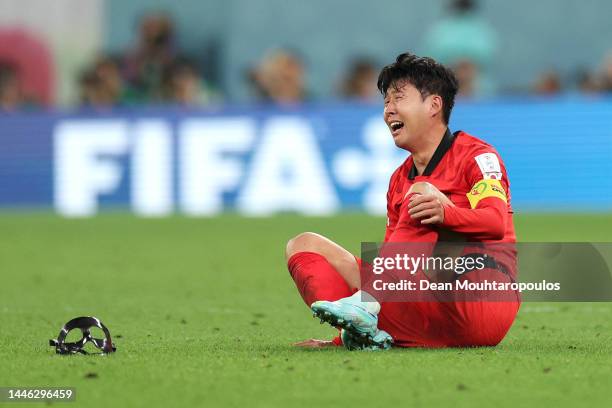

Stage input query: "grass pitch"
[{"left": 0, "top": 213, "right": 611, "bottom": 407}]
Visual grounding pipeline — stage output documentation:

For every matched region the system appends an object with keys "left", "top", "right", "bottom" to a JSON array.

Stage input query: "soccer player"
[{"left": 286, "top": 52, "right": 519, "bottom": 350}]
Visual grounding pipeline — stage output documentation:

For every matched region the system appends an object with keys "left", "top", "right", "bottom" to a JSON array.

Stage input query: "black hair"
[
  {"left": 451, "top": 0, "right": 477, "bottom": 14},
  {"left": 377, "top": 52, "right": 459, "bottom": 124},
  {"left": 0, "top": 62, "right": 18, "bottom": 86}
]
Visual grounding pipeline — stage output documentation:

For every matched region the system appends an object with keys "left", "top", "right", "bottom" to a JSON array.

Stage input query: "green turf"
[{"left": 0, "top": 213, "right": 611, "bottom": 407}]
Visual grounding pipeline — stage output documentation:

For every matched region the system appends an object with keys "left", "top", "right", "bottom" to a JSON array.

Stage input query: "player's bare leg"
[
  {"left": 286, "top": 232, "right": 359, "bottom": 348},
  {"left": 286, "top": 233, "right": 392, "bottom": 350},
  {"left": 407, "top": 181, "right": 453, "bottom": 205},
  {"left": 286, "top": 232, "right": 361, "bottom": 290},
  {"left": 299, "top": 182, "right": 453, "bottom": 350}
]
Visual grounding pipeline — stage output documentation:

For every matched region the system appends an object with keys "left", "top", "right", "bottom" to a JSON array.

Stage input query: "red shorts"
[
  {"left": 357, "top": 257, "right": 520, "bottom": 348},
  {"left": 378, "top": 300, "right": 520, "bottom": 348}
]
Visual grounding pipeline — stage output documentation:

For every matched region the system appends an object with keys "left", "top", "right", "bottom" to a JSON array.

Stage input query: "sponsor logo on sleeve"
[{"left": 475, "top": 153, "right": 502, "bottom": 180}]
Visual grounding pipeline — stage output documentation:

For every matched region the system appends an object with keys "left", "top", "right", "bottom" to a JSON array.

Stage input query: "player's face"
[{"left": 383, "top": 81, "right": 431, "bottom": 150}]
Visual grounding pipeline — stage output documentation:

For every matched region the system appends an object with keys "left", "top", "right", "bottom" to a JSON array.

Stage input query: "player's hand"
[
  {"left": 293, "top": 338, "right": 335, "bottom": 348},
  {"left": 408, "top": 194, "right": 445, "bottom": 224}
]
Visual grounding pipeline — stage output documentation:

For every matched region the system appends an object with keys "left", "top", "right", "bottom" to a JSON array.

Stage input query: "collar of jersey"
[{"left": 408, "top": 128, "right": 459, "bottom": 180}]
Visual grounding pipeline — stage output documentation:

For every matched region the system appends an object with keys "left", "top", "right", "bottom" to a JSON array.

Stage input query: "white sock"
[{"left": 347, "top": 290, "right": 380, "bottom": 315}]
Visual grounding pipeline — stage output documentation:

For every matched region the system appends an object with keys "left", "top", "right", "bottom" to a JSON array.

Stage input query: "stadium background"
[
  {"left": 1, "top": 1, "right": 611, "bottom": 407},
  {"left": 1, "top": 0, "right": 611, "bottom": 215}
]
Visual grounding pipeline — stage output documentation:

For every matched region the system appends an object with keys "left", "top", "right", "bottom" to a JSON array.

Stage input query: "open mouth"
[{"left": 389, "top": 121, "right": 404, "bottom": 135}]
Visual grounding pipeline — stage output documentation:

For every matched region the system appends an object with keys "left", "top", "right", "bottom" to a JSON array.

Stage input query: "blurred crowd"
[
  {"left": 1, "top": 1, "right": 612, "bottom": 112},
  {"left": 77, "top": 12, "right": 218, "bottom": 108}
]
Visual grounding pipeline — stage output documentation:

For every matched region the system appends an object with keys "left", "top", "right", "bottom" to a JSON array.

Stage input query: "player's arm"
[
  {"left": 439, "top": 151, "right": 510, "bottom": 240},
  {"left": 440, "top": 186, "right": 507, "bottom": 239},
  {"left": 386, "top": 183, "right": 450, "bottom": 242},
  {"left": 405, "top": 150, "right": 510, "bottom": 240}
]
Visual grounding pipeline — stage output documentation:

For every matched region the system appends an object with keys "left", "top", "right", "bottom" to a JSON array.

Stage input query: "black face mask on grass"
[{"left": 49, "top": 316, "right": 116, "bottom": 355}]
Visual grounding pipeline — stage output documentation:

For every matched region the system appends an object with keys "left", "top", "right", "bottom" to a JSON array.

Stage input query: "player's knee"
[
  {"left": 285, "top": 232, "right": 321, "bottom": 260},
  {"left": 408, "top": 181, "right": 435, "bottom": 195},
  {"left": 408, "top": 181, "right": 452, "bottom": 205}
]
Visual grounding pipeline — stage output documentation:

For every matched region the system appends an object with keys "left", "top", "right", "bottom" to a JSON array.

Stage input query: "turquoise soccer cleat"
[
  {"left": 311, "top": 297, "right": 385, "bottom": 348},
  {"left": 341, "top": 328, "right": 393, "bottom": 351}
]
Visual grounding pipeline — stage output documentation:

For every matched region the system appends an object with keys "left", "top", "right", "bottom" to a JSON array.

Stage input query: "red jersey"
[{"left": 383, "top": 129, "right": 516, "bottom": 272}]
